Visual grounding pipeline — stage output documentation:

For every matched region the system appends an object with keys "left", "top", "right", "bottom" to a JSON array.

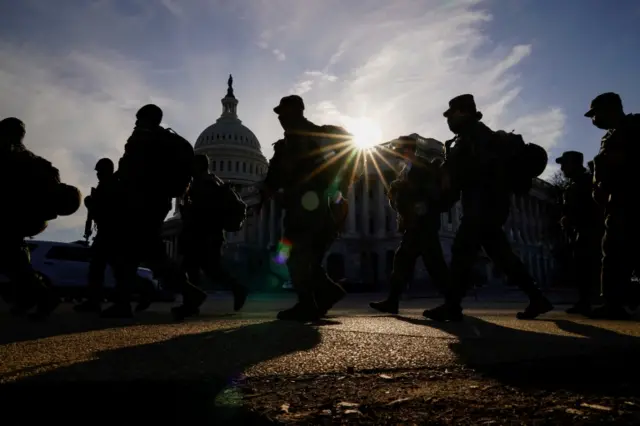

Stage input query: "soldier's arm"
[
  {"left": 116, "top": 130, "right": 147, "bottom": 178},
  {"left": 262, "top": 139, "right": 286, "bottom": 195}
]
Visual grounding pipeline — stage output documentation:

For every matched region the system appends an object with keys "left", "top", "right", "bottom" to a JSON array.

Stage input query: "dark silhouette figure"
[
  {"left": 370, "top": 135, "right": 450, "bottom": 314},
  {"left": 556, "top": 151, "right": 603, "bottom": 315},
  {"left": 0, "top": 117, "right": 82, "bottom": 320},
  {"left": 261, "top": 95, "right": 352, "bottom": 321},
  {"left": 424, "top": 95, "right": 553, "bottom": 322},
  {"left": 74, "top": 158, "right": 148, "bottom": 312},
  {"left": 589, "top": 92, "right": 640, "bottom": 319},
  {"left": 179, "top": 154, "right": 248, "bottom": 311},
  {"left": 101, "top": 104, "right": 206, "bottom": 320}
]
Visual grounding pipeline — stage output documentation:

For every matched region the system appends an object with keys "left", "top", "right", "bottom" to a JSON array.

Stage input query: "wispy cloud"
[
  {"left": 0, "top": 0, "right": 566, "bottom": 242},
  {"left": 257, "top": 26, "right": 288, "bottom": 61}
]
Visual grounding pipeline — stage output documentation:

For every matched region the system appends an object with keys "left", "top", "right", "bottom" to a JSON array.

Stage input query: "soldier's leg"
[
  {"left": 481, "top": 226, "right": 552, "bottom": 320},
  {"left": 312, "top": 231, "right": 345, "bottom": 316},
  {"left": 75, "top": 238, "right": 108, "bottom": 312},
  {"left": 180, "top": 247, "right": 203, "bottom": 288},
  {"left": 1, "top": 240, "right": 59, "bottom": 319},
  {"left": 277, "top": 235, "right": 322, "bottom": 321},
  {"left": 592, "top": 212, "right": 637, "bottom": 319},
  {"left": 100, "top": 254, "right": 137, "bottom": 318},
  {"left": 423, "top": 219, "right": 481, "bottom": 322},
  {"left": 370, "top": 231, "right": 420, "bottom": 314},
  {"left": 567, "top": 233, "right": 599, "bottom": 314},
  {"left": 144, "top": 237, "right": 207, "bottom": 320},
  {"left": 419, "top": 227, "right": 451, "bottom": 296},
  {"left": 199, "top": 242, "right": 248, "bottom": 312}
]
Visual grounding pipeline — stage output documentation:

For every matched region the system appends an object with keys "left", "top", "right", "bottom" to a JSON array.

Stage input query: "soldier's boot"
[
  {"left": 101, "top": 303, "right": 134, "bottom": 319},
  {"left": 423, "top": 304, "right": 463, "bottom": 322},
  {"left": 316, "top": 282, "right": 346, "bottom": 317},
  {"left": 277, "top": 292, "right": 321, "bottom": 322},
  {"left": 588, "top": 304, "right": 631, "bottom": 320},
  {"left": 74, "top": 299, "right": 102, "bottom": 313},
  {"left": 369, "top": 298, "right": 399, "bottom": 315},
  {"left": 9, "top": 299, "right": 38, "bottom": 317},
  {"left": 516, "top": 295, "right": 554, "bottom": 320},
  {"left": 423, "top": 303, "right": 463, "bottom": 322},
  {"left": 171, "top": 285, "right": 207, "bottom": 322},
  {"left": 135, "top": 280, "right": 156, "bottom": 313},
  {"left": 566, "top": 301, "right": 591, "bottom": 315},
  {"left": 28, "top": 294, "right": 60, "bottom": 322},
  {"left": 626, "top": 284, "right": 640, "bottom": 312},
  {"left": 232, "top": 284, "right": 248, "bottom": 312}
]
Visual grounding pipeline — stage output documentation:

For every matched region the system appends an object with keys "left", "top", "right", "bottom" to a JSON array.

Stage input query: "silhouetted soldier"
[
  {"left": 102, "top": 104, "right": 206, "bottom": 320},
  {"left": 370, "top": 135, "right": 450, "bottom": 314},
  {"left": 179, "top": 154, "right": 248, "bottom": 311},
  {"left": 261, "top": 95, "right": 351, "bottom": 321},
  {"left": 424, "top": 95, "right": 553, "bottom": 322},
  {"left": 75, "top": 158, "right": 150, "bottom": 312},
  {"left": 0, "top": 117, "right": 81, "bottom": 320},
  {"left": 588, "top": 92, "right": 640, "bottom": 319},
  {"left": 556, "top": 151, "right": 602, "bottom": 315}
]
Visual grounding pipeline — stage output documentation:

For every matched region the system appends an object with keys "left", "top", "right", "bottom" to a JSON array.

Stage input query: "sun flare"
[{"left": 345, "top": 117, "right": 383, "bottom": 150}]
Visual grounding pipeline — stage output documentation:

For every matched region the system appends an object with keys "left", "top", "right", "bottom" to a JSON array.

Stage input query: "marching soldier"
[
  {"left": 261, "top": 95, "right": 353, "bottom": 321},
  {"left": 588, "top": 92, "right": 640, "bottom": 319},
  {"left": 556, "top": 151, "right": 602, "bottom": 315},
  {"left": 370, "top": 135, "right": 450, "bottom": 314},
  {"left": 424, "top": 95, "right": 553, "bottom": 322}
]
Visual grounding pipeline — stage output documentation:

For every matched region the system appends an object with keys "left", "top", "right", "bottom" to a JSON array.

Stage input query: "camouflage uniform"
[
  {"left": 424, "top": 95, "right": 552, "bottom": 322},
  {"left": 179, "top": 160, "right": 247, "bottom": 311},
  {"left": 0, "top": 118, "right": 60, "bottom": 320},
  {"left": 555, "top": 151, "right": 602, "bottom": 314},
  {"left": 263, "top": 95, "right": 350, "bottom": 321},
  {"left": 588, "top": 93, "right": 640, "bottom": 319},
  {"left": 74, "top": 158, "right": 128, "bottom": 312},
  {"left": 103, "top": 104, "right": 206, "bottom": 320},
  {"left": 370, "top": 136, "right": 450, "bottom": 314}
]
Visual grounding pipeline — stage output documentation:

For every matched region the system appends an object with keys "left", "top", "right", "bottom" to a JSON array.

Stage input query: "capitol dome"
[{"left": 194, "top": 75, "right": 268, "bottom": 186}]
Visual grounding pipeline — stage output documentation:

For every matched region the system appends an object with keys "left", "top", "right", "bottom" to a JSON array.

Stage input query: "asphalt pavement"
[{"left": 1, "top": 293, "right": 639, "bottom": 424}]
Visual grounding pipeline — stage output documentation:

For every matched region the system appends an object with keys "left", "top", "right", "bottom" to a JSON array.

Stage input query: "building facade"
[{"left": 162, "top": 78, "right": 559, "bottom": 291}]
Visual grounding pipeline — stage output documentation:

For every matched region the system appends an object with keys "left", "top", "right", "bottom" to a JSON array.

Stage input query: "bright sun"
[{"left": 346, "top": 117, "right": 383, "bottom": 150}]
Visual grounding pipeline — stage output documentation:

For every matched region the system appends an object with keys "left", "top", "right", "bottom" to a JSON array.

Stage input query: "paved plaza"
[{"left": 2, "top": 293, "right": 640, "bottom": 424}]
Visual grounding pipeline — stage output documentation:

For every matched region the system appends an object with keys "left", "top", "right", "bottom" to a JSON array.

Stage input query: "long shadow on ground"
[
  {"left": 0, "top": 303, "right": 192, "bottom": 345},
  {"left": 395, "top": 314, "right": 640, "bottom": 397},
  {"left": 1, "top": 320, "right": 323, "bottom": 425}
]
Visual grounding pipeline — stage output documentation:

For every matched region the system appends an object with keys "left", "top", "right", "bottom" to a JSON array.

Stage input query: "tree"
[{"left": 549, "top": 169, "right": 569, "bottom": 189}]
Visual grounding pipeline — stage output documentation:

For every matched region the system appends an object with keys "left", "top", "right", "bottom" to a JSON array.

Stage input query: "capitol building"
[{"left": 162, "top": 77, "right": 559, "bottom": 291}]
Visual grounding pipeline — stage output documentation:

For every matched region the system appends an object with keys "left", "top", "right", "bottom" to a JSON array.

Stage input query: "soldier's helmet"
[
  {"left": 55, "top": 184, "right": 82, "bottom": 216},
  {"left": 0, "top": 117, "right": 26, "bottom": 139},
  {"left": 136, "top": 104, "right": 163, "bottom": 126},
  {"left": 390, "top": 135, "right": 418, "bottom": 151},
  {"left": 95, "top": 158, "right": 114, "bottom": 173}
]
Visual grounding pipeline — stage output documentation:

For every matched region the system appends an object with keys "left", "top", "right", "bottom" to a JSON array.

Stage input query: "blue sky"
[{"left": 0, "top": 0, "right": 638, "bottom": 243}]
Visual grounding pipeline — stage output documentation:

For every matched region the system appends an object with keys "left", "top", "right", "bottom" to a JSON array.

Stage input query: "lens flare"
[
  {"left": 273, "top": 239, "right": 292, "bottom": 264},
  {"left": 345, "top": 117, "right": 383, "bottom": 150}
]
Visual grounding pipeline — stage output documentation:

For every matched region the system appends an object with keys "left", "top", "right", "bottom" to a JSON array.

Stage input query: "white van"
[{"left": 0, "top": 240, "right": 175, "bottom": 302}]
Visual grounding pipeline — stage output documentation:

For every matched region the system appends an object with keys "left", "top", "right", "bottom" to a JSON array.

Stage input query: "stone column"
[
  {"left": 376, "top": 180, "right": 386, "bottom": 236},
  {"left": 347, "top": 186, "right": 356, "bottom": 234},
  {"left": 269, "top": 199, "right": 276, "bottom": 246},
  {"left": 533, "top": 198, "right": 541, "bottom": 244},
  {"left": 520, "top": 196, "right": 528, "bottom": 245},
  {"left": 362, "top": 179, "right": 370, "bottom": 236}
]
